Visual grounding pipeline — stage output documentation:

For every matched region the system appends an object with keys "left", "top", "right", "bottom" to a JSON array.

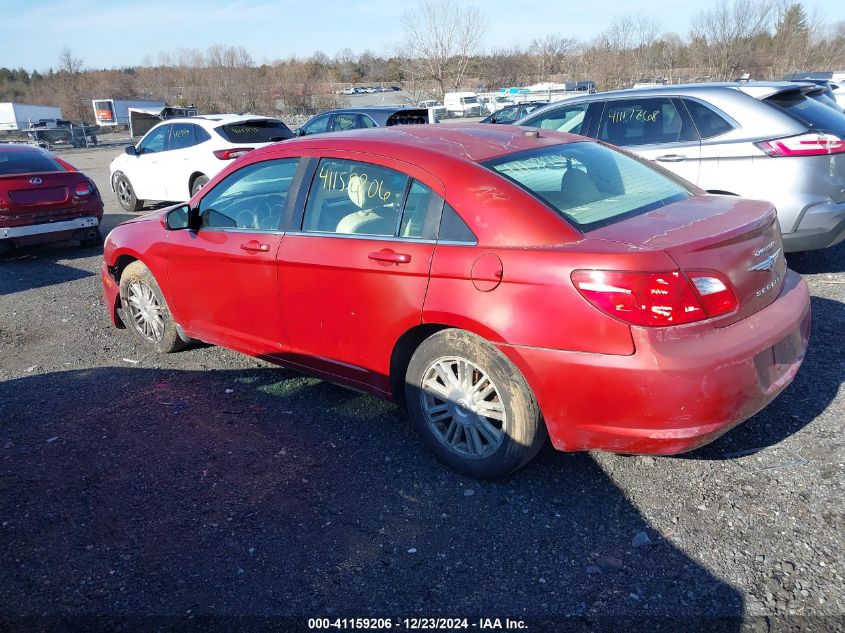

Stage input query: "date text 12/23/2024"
[{"left": 307, "top": 617, "right": 528, "bottom": 630}]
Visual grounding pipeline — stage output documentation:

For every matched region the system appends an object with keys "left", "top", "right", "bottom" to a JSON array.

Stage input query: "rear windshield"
[
  {"left": 216, "top": 119, "right": 293, "bottom": 143},
  {"left": 765, "top": 90, "right": 845, "bottom": 135},
  {"left": 0, "top": 150, "right": 65, "bottom": 175},
  {"left": 386, "top": 110, "right": 429, "bottom": 126},
  {"left": 484, "top": 142, "right": 691, "bottom": 232}
]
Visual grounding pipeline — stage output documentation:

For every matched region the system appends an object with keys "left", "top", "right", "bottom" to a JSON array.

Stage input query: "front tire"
[
  {"left": 405, "top": 329, "right": 545, "bottom": 479},
  {"left": 119, "top": 261, "right": 186, "bottom": 354},
  {"left": 115, "top": 174, "right": 143, "bottom": 212}
]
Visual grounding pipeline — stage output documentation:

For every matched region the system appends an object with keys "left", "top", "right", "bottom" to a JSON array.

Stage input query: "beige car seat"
[{"left": 336, "top": 174, "right": 396, "bottom": 235}]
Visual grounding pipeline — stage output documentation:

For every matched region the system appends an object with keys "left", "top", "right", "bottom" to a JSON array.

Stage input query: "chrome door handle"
[{"left": 655, "top": 154, "right": 687, "bottom": 163}]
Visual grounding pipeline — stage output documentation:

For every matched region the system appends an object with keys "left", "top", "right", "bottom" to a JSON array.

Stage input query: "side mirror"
[
  {"left": 294, "top": 128, "right": 304, "bottom": 137},
  {"left": 164, "top": 204, "right": 192, "bottom": 231},
  {"left": 125, "top": 145, "right": 137, "bottom": 156}
]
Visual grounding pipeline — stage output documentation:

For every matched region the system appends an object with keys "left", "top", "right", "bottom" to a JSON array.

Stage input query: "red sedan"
[
  {"left": 101, "top": 125, "right": 810, "bottom": 478},
  {"left": 0, "top": 143, "right": 103, "bottom": 254}
]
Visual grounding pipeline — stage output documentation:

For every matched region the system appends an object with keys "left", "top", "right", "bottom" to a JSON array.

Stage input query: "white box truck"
[
  {"left": 92, "top": 99, "right": 167, "bottom": 126},
  {"left": 0, "top": 102, "right": 63, "bottom": 131},
  {"left": 443, "top": 92, "right": 482, "bottom": 118}
]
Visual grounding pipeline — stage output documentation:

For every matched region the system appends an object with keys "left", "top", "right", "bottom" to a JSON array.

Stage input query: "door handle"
[
  {"left": 368, "top": 249, "right": 412, "bottom": 264},
  {"left": 655, "top": 154, "right": 687, "bottom": 162},
  {"left": 240, "top": 240, "right": 270, "bottom": 253}
]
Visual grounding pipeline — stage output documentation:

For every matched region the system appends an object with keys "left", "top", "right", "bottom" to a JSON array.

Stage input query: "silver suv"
[{"left": 516, "top": 82, "right": 845, "bottom": 252}]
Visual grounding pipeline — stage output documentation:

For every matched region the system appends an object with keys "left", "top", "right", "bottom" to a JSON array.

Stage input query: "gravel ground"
[{"left": 0, "top": 145, "right": 843, "bottom": 631}]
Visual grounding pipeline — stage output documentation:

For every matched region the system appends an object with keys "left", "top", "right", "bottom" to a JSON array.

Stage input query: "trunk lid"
[
  {"left": 590, "top": 195, "right": 786, "bottom": 327},
  {"left": 0, "top": 171, "right": 91, "bottom": 227}
]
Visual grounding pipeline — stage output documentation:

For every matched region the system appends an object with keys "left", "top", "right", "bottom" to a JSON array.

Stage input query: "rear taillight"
[
  {"left": 571, "top": 270, "right": 737, "bottom": 327},
  {"left": 74, "top": 180, "right": 93, "bottom": 197},
  {"left": 755, "top": 133, "right": 845, "bottom": 157},
  {"left": 213, "top": 147, "right": 254, "bottom": 160},
  {"left": 687, "top": 272, "right": 737, "bottom": 318}
]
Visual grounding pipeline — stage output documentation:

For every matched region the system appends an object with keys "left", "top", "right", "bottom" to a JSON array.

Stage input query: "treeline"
[{"left": 0, "top": 0, "right": 842, "bottom": 123}]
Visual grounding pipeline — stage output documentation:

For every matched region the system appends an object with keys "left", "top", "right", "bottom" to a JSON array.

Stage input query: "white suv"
[{"left": 109, "top": 114, "right": 293, "bottom": 211}]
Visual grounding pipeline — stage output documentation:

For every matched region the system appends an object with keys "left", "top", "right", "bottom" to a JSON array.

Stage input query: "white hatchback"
[{"left": 109, "top": 114, "right": 293, "bottom": 211}]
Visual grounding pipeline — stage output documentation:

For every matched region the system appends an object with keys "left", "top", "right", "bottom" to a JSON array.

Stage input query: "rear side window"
[
  {"left": 439, "top": 204, "right": 476, "bottom": 243},
  {"left": 331, "top": 113, "right": 359, "bottom": 132},
  {"left": 485, "top": 142, "right": 690, "bottom": 232},
  {"left": 683, "top": 100, "right": 734, "bottom": 139},
  {"left": 765, "top": 90, "right": 845, "bottom": 135},
  {"left": 302, "top": 158, "right": 409, "bottom": 236},
  {"left": 399, "top": 181, "right": 444, "bottom": 239},
  {"left": 168, "top": 123, "right": 197, "bottom": 150},
  {"left": 216, "top": 119, "right": 293, "bottom": 143},
  {"left": 0, "top": 150, "right": 64, "bottom": 175},
  {"left": 598, "top": 98, "right": 696, "bottom": 147}
]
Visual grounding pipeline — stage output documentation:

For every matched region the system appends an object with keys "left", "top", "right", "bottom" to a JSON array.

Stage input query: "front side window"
[
  {"left": 302, "top": 158, "right": 410, "bottom": 236},
  {"left": 597, "top": 98, "right": 696, "bottom": 147},
  {"left": 522, "top": 103, "right": 589, "bottom": 134},
  {"left": 485, "top": 142, "right": 690, "bottom": 231},
  {"left": 138, "top": 125, "right": 170, "bottom": 154},
  {"left": 301, "top": 114, "right": 330, "bottom": 136},
  {"left": 494, "top": 106, "right": 520, "bottom": 123},
  {"left": 198, "top": 159, "right": 299, "bottom": 231}
]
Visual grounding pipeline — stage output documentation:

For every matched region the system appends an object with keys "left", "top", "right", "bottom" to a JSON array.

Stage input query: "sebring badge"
[{"left": 748, "top": 248, "right": 781, "bottom": 272}]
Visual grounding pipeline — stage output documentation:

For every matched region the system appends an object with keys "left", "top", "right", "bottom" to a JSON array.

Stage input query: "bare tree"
[
  {"left": 397, "top": 0, "right": 487, "bottom": 99},
  {"left": 55, "top": 47, "right": 87, "bottom": 121},
  {"left": 689, "top": 0, "right": 772, "bottom": 80},
  {"left": 528, "top": 34, "right": 578, "bottom": 78}
]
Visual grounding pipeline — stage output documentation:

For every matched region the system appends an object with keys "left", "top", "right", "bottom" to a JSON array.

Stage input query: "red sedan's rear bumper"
[
  {"left": 101, "top": 261, "right": 124, "bottom": 329},
  {"left": 499, "top": 269, "right": 811, "bottom": 455}
]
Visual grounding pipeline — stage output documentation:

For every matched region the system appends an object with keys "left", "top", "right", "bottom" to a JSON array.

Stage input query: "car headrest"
[{"left": 348, "top": 174, "right": 367, "bottom": 209}]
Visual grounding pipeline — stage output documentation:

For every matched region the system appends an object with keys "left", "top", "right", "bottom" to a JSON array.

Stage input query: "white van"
[{"left": 443, "top": 92, "right": 482, "bottom": 118}]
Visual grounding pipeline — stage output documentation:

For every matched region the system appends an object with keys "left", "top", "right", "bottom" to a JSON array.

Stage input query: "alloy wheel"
[
  {"left": 117, "top": 178, "right": 132, "bottom": 206},
  {"left": 420, "top": 356, "right": 506, "bottom": 460},
  {"left": 126, "top": 281, "right": 164, "bottom": 342}
]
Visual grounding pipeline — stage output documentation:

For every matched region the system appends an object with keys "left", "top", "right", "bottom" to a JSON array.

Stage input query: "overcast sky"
[{"left": 0, "top": 0, "right": 842, "bottom": 71}]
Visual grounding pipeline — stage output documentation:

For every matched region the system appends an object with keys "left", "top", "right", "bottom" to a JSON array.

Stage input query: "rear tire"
[
  {"left": 405, "top": 329, "right": 545, "bottom": 479},
  {"left": 119, "top": 261, "right": 186, "bottom": 354},
  {"left": 115, "top": 174, "right": 143, "bottom": 212}
]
